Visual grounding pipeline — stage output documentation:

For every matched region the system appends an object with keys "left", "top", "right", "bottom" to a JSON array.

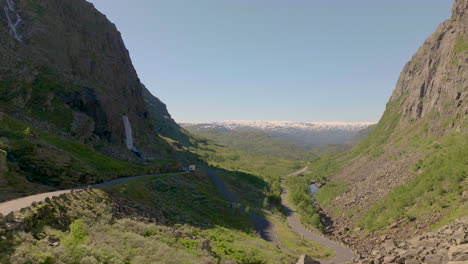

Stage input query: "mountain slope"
[
  {"left": 0, "top": 0, "right": 183, "bottom": 160},
  {"left": 0, "top": 0, "right": 192, "bottom": 200},
  {"left": 183, "top": 128, "right": 311, "bottom": 160},
  {"left": 308, "top": 0, "right": 467, "bottom": 256}
]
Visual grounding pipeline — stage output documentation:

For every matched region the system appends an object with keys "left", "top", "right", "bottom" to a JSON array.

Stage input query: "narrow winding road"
[
  {"left": 204, "top": 169, "right": 283, "bottom": 249},
  {"left": 282, "top": 168, "right": 356, "bottom": 264},
  {"left": 0, "top": 168, "right": 355, "bottom": 264},
  {"left": 0, "top": 172, "right": 186, "bottom": 215}
]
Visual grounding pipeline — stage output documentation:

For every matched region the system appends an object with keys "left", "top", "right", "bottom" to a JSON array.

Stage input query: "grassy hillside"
[
  {"left": 0, "top": 113, "right": 179, "bottom": 202},
  {"left": 186, "top": 129, "right": 311, "bottom": 160},
  {"left": 0, "top": 173, "right": 296, "bottom": 264},
  {"left": 295, "top": 96, "right": 468, "bottom": 236},
  {"left": 185, "top": 138, "right": 335, "bottom": 260},
  {"left": 310, "top": 124, "right": 376, "bottom": 157},
  {"left": 189, "top": 138, "right": 303, "bottom": 202}
]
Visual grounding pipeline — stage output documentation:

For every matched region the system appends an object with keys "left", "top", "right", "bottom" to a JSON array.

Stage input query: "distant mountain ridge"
[
  {"left": 191, "top": 120, "right": 375, "bottom": 131},
  {"left": 183, "top": 120, "right": 376, "bottom": 149}
]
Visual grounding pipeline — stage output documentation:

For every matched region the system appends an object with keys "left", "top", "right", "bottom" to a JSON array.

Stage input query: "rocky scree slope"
[
  {"left": 0, "top": 0, "right": 184, "bottom": 160},
  {"left": 315, "top": 0, "right": 467, "bottom": 259},
  {"left": 358, "top": 217, "right": 467, "bottom": 264}
]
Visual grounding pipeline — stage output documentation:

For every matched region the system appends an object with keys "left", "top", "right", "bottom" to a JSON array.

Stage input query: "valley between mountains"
[{"left": 0, "top": 0, "right": 467, "bottom": 264}]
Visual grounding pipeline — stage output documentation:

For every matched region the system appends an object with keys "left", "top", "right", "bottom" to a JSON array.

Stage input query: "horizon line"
[{"left": 178, "top": 119, "right": 378, "bottom": 124}]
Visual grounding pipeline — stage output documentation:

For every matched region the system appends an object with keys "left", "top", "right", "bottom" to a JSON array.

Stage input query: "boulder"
[
  {"left": 423, "top": 254, "right": 442, "bottom": 264},
  {"left": 462, "top": 190, "right": 468, "bottom": 199},
  {"left": 382, "top": 255, "right": 396, "bottom": 263},
  {"left": 451, "top": 228, "right": 466, "bottom": 245},
  {"left": 296, "top": 254, "right": 320, "bottom": 264},
  {"left": 448, "top": 244, "right": 468, "bottom": 261},
  {"left": 384, "top": 239, "right": 396, "bottom": 253}
]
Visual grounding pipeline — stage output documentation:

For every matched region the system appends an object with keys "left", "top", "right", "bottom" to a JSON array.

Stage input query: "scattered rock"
[
  {"left": 382, "top": 255, "right": 396, "bottom": 263},
  {"left": 49, "top": 242, "right": 60, "bottom": 247},
  {"left": 448, "top": 244, "right": 468, "bottom": 261},
  {"left": 424, "top": 254, "right": 442, "bottom": 263},
  {"left": 462, "top": 191, "right": 468, "bottom": 199},
  {"left": 451, "top": 228, "right": 466, "bottom": 245},
  {"left": 354, "top": 217, "right": 467, "bottom": 264},
  {"left": 384, "top": 239, "right": 395, "bottom": 253},
  {"left": 296, "top": 254, "right": 320, "bottom": 264}
]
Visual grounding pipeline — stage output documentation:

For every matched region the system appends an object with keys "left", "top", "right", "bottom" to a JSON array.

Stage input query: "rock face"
[
  {"left": 390, "top": 0, "right": 467, "bottom": 129},
  {"left": 322, "top": 0, "right": 468, "bottom": 258},
  {"left": 0, "top": 0, "right": 181, "bottom": 159},
  {"left": 142, "top": 85, "right": 190, "bottom": 146}
]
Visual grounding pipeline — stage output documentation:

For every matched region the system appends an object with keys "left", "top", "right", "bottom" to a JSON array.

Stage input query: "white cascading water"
[
  {"left": 122, "top": 115, "right": 135, "bottom": 151},
  {"left": 3, "top": 0, "right": 22, "bottom": 41}
]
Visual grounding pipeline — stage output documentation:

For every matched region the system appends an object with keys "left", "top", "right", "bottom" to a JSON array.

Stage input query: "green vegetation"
[
  {"left": 358, "top": 133, "right": 468, "bottom": 231},
  {"left": 104, "top": 172, "right": 254, "bottom": 228},
  {"left": 284, "top": 177, "right": 324, "bottom": 231},
  {"left": 187, "top": 135, "right": 335, "bottom": 258},
  {"left": 190, "top": 138, "right": 303, "bottom": 201},
  {"left": 210, "top": 168, "right": 272, "bottom": 209},
  {"left": 0, "top": 173, "right": 296, "bottom": 264},
  {"left": 0, "top": 113, "right": 174, "bottom": 200},
  {"left": 306, "top": 156, "right": 341, "bottom": 182},
  {"left": 0, "top": 71, "right": 76, "bottom": 132},
  {"left": 315, "top": 182, "right": 348, "bottom": 208},
  {"left": 347, "top": 101, "right": 401, "bottom": 159},
  {"left": 40, "top": 133, "right": 151, "bottom": 176},
  {"left": 296, "top": 102, "right": 402, "bottom": 208},
  {"left": 454, "top": 36, "right": 468, "bottom": 54},
  {"left": 188, "top": 129, "right": 310, "bottom": 160},
  {"left": 266, "top": 215, "right": 334, "bottom": 259}
]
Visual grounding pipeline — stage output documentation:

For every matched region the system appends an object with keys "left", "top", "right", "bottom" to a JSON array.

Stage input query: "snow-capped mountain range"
[
  {"left": 207, "top": 120, "right": 375, "bottom": 131},
  {"left": 182, "top": 120, "right": 376, "bottom": 149}
]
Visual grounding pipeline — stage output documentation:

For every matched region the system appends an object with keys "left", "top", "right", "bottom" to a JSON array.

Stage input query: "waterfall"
[
  {"left": 122, "top": 115, "right": 135, "bottom": 151},
  {"left": 3, "top": 0, "right": 22, "bottom": 41}
]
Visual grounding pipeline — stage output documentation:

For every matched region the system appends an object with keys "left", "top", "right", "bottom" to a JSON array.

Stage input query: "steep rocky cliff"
[
  {"left": 315, "top": 0, "right": 467, "bottom": 258},
  {"left": 0, "top": 0, "right": 192, "bottom": 199},
  {"left": 390, "top": 0, "right": 467, "bottom": 129},
  {"left": 0, "top": 0, "right": 182, "bottom": 160}
]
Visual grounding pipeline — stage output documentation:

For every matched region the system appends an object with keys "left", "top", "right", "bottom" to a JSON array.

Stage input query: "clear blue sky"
[{"left": 88, "top": 0, "right": 452, "bottom": 123}]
